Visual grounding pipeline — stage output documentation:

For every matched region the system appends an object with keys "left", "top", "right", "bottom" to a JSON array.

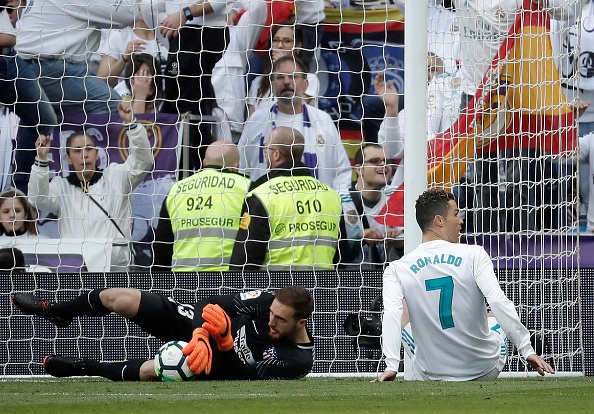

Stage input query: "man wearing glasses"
[
  {"left": 238, "top": 55, "right": 352, "bottom": 195},
  {"left": 342, "top": 144, "right": 403, "bottom": 269}
]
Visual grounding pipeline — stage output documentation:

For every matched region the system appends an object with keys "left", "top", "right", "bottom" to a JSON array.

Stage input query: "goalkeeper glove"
[
  {"left": 182, "top": 327, "right": 213, "bottom": 375},
  {"left": 201, "top": 304, "right": 234, "bottom": 352}
]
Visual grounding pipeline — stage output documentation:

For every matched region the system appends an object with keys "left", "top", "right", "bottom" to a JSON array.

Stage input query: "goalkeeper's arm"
[
  {"left": 191, "top": 290, "right": 274, "bottom": 329},
  {"left": 247, "top": 352, "right": 314, "bottom": 380}
]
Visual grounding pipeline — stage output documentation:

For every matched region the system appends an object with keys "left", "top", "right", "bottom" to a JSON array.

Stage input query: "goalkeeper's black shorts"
[{"left": 131, "top": 291, "right": 194, "bottom": 342}]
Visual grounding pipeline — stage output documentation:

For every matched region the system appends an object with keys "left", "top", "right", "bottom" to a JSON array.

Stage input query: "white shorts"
[
  {"left": 401, "top": 316, "right": 509, "bottom": 381},
  {"left": 472, "top": 316, "right": 509, "bottom": 381}
]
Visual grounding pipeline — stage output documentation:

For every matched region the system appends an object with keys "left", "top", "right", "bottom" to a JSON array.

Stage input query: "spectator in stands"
[
  {"left": 373, "top": 66, "right": 474, "bottom": 229},
  {"left": 249, "top": 0, "right": 326, "bottom": 77},
  {"left": 152, "top": 140, "right": 250, "bottom": 272},
  {"left": 156, "top": 0, "right": 235, "bottom": 169},
  {"left": 392, "top": 0, "right": 459, "bottom": 74},
  {"left": 247, "top": 21, "right": 320, "bottom": 118},
  {"left": 210, "top": 0, "right": 268, "bottom": 139},
  {"left": 379, "top": 189, "right": 554, "bottom": 381},
  {"left": 158, "top": 0, "right": 230, "bottom": 115},
  {"left": 115, "top": 53, "right": 163, "bottom": 114},
  {"left": 15, "top": 0, "right": 138, "bottom": 115},
  {"left": 374, "top": 73, "right": 401, "bottom": 162},
  {"left": 239, "top": 55, "right": 352, "bottom": 194},
  {"left": 294, "top": 0, "right": 325, "bottom": 71},
  {"left": 455, "top": 0, "right": 577, "bottom": 109},
  {"left": 342, "top": 144, "right": 402, "bottom": 269},
  {"left": 552, "top": 0, "right": 594, "bottom": 223},
  {"left": 426, "top": 68, "right": 462, "bottom": 140},
  {"left": 1, "top": 0, "right": 57, "bottom": 194},
  {"left": 230, "top": 127, "right": 344, "bottom": 271},
  {"left": 27, "top": 100, "right": 153, "bottom": 271},
  {"left": 96, "top": 10, "right": 168, "bottom": 88},
  {"left": 0, "top": 188, "right": 46, "bottom": 240},
  {"left": 426, "top": 52, "right": 445, "bottom": 84},
  {"left": 362, "top": 53, "right": 444, "bottom": 144},
  {"left": 247, "top": 0, "right": 326, "bottom": 78},
  {"left": 454, "top": 0, "right": 579, "bottom": 232},
  {"left": 375, "top": 62, "right": 461, "bottom": 179},
  {"left": 0, "top": 246, "right": 25, "bottom": 272},
  {"left": 12, "top": 286, "right": 314, "bottom": 381}
]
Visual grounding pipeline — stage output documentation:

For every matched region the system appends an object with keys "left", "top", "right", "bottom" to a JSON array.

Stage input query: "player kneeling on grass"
[
  {"left": 11, "top": 286, "right": 314, "bottom": 381},
  {"left": 379, "top": 189, "right": 555, "bottom": 382}
]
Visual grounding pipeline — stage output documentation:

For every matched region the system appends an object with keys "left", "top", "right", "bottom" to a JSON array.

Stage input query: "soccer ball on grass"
[{"left": 154, "top": 340, "right": 196, "bottom": 382}]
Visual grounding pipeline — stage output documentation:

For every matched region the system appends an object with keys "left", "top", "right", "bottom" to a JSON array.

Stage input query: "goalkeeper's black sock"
[
  {"left": 53, "top": 289, "right": 110, "bottom": 318},
  {"left": 84, "top": 359, "right": 144, "bottom": 381}
]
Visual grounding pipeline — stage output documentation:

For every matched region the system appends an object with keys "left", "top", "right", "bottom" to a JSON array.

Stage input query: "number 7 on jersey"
[{"left": 425, "top": 276, "right": 455, "bottom": 330}]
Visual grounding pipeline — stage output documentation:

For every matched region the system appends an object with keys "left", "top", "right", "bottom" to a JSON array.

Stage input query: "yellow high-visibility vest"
[
  {"left": 166, "top": 169, "right": 250, "bottom": 272},
  {"left": 249, "top": 174, "right": 342, "bottom": 270}
]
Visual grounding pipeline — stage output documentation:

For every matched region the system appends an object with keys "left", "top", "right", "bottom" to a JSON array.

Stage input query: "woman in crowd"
[
  {"left": 246, "top": 20, "right": 319, "bottom": 118},
  {"left": 115, "top": 53, "right": 163, "bottom": 114},
  {"left": 95, "top": 9, "right": 167, "bottom": 87},
  {"left": 0, "top": 188, "right": 46, "bottom": 240}
]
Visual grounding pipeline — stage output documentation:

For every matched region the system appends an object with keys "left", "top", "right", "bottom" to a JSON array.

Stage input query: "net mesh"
[{"left": 0, "top": 0, "right": 587, "bottom": 376}]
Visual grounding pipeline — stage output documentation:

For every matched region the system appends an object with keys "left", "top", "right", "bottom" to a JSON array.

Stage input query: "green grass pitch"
[{"left": 0, "top": 377, "right": 592, "bottom": 413}]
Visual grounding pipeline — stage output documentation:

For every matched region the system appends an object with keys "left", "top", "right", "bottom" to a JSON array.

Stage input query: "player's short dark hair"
[
  {"left": 274, "top": 286, "right": 313, "bottom": 320},
  {"left": 415, "top": 189, "right": 455, "bottom": 232},
  {"left": 0, "top": 247, "right": 26, "bottom": 273}
]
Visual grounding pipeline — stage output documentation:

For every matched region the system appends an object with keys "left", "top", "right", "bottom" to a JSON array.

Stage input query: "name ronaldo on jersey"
[{"left": 410, "top": 254, "right": 463, "bottom": 274}]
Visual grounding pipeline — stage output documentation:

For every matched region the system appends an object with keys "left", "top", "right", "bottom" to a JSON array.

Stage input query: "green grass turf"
[{"left": 0, "top": 377, "right": 592, "bottom": 414}]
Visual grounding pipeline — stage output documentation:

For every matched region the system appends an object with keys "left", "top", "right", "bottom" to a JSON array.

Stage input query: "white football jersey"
[
  {"left": 454, "top": 0, "right": 522, "bottom": 96},
  {"left": 454, "top": 0, "right": 579, "bottom": 96},
  {"left": 382, "top": 239, "right": 535, "bottom": 381}
]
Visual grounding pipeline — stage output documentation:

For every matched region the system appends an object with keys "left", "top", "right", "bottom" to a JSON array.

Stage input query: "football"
[{"left": 154, "top": 340, "right": 196, "bottom": 382}]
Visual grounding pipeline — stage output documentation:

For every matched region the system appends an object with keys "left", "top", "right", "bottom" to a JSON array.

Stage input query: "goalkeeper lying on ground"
[{"left": 11, "top": 286, "right": 314, "bottom": 381}]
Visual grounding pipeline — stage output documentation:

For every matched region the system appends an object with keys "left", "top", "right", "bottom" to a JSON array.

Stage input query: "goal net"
[{"left": 0, "top": 0, "right": 587, "bottom": 377}]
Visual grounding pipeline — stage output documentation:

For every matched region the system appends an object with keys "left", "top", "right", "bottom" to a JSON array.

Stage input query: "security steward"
[
  {"left": 230, "top": 127, "right": 345, "bottom": 270},
  {"left": 153, "top": 140, "right": 250, "bottom": 272}
]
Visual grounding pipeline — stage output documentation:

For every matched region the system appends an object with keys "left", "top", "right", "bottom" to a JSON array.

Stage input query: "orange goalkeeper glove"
[
  {"left": 182, "top": 327, "right": 212, "bottom": 375},
  {"left": 201, "top": 304, "right": 234, "bottom": 352}
]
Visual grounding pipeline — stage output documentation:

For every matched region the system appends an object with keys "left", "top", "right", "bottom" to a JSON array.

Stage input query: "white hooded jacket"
[{"left": 28, "top": 123, "right": 153, "bottom": 270}]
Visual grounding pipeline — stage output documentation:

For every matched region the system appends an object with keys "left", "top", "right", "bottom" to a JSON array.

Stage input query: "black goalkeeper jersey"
[{"left": 193, "top": 290, "right": 314, "bottom": 380}]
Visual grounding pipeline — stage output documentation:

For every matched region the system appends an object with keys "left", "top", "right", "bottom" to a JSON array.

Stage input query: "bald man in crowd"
[
  {"left": 152, "top": 140, "right": 251, "bottom": 272},
  {"left": 230, "top": 127, "right": 345, "bottom": 271}
]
